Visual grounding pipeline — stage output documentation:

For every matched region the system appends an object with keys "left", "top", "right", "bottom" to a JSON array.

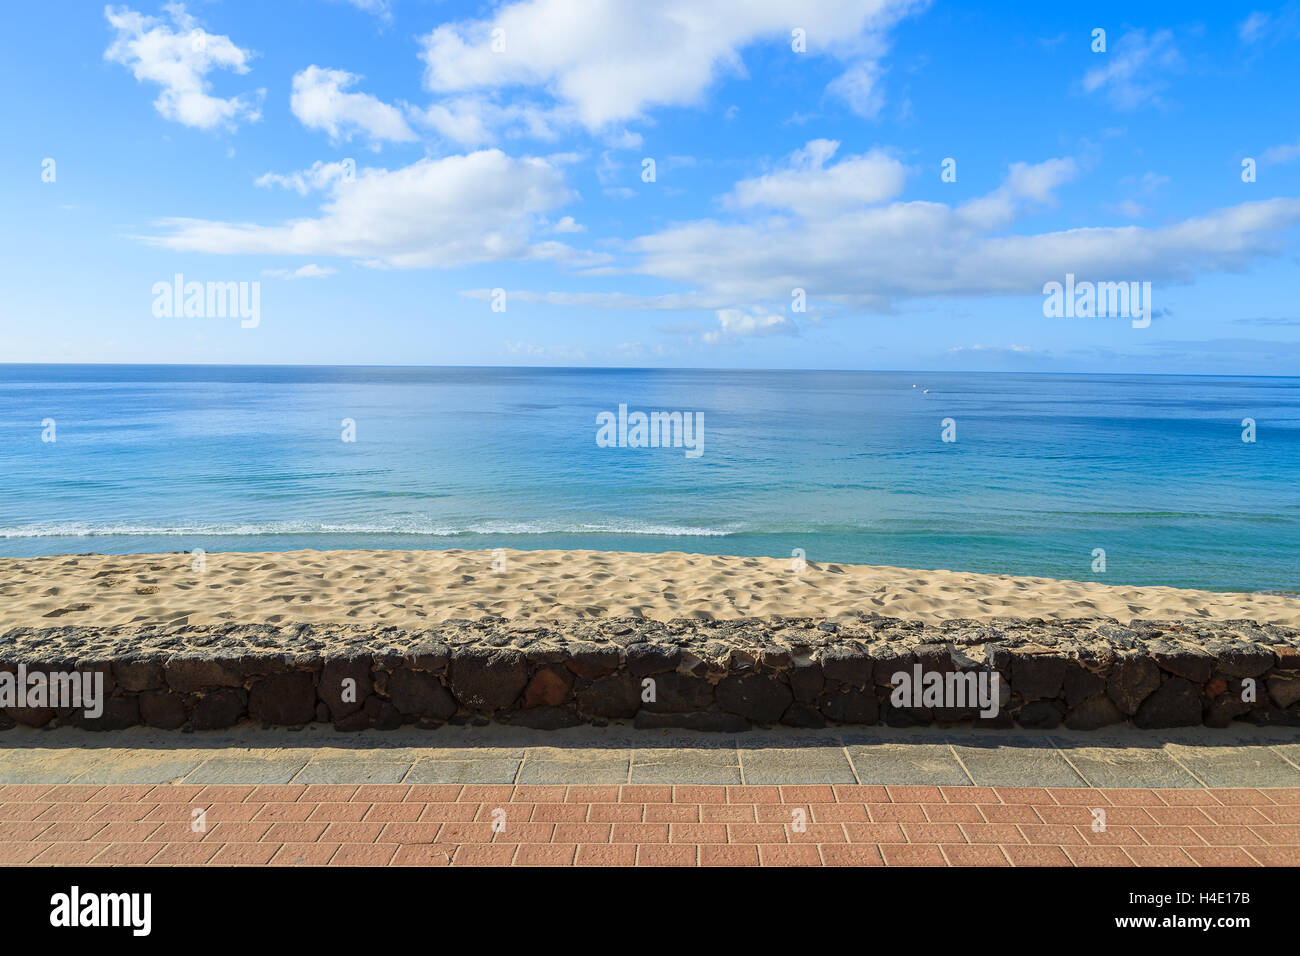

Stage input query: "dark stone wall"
[{"left": 2, "top": 616, "right": 1298, "bottom": 731}]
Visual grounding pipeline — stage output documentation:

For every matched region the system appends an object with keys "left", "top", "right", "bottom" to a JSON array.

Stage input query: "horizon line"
[{"left": 0, "top": 362, "right": 1297, "bottom": 380}]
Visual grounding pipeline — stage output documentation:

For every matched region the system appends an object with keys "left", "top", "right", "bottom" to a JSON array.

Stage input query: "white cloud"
[
  {"left": 1237, "top": 8, "right": 1300, "bottom": 46},
  {"left": 471, "top": 144, "right": 1300, "bottom": 318},
  {"left": 505, "top": 340, "right": 587, "bottom": 360},
  {"left": 104, "top": 2, "right": 262, "bottom": 130},
  {"left": 255, "top": 160, "right": 356, "bottom": 195},
  {"left": 727, "top": 139, "right": 906, "bottom": 213},
  {"left": 552, "top": 216, "right": 585, "bottom": 233},
  {"left": 410, "top": 99, "right": 493, "bottom": 146},
  {"left": 948, "top": 344, "right": 1033, "bottom": 354},
  {"left": 1261, "top": 138, "right": 1300, "bottom": 165},
  {"left": 290, "top": 66, "right": 417, "bottom": 147},
  {"left": 1239, "top": 12, "right": 1271, "bottom": 42},
  {"left": 703, "top": 308, "right": 795, "bottom": 344},
  {"left": 418, "top": 0, "right": 925, "bottom": 131},
  {"left": 460, "top": 289, "right": 726, "bottom": 310},
  {"left": 143, "top": 150, "right": 574, "bottom": 269},
  {"left": 1001, "top": 157, "right": 1078, "bottom": 203},
  {"left": 262, "top": 264, "right": 337, "bottom": 279},
  {"left": 596, "top": 150, "right": 622, "bottom": 185},
  {"left": 1232, "top": 317, "right": 1300, "bottom": 327},
  {"left": 340, "top": 0, "right": 392, "bottom": 21},
  {"left": 409, "top": 96, "right": 577, "bottom": 146},
  {"left": 826, "top": 60, "right": 885, "bottom": 119},
  {"left": 1120, "top": 171, "right": 1172, "bottom": 193},
  {"left": 1082, "top": 29, "right": 1181, "bottom": 110},
  {"left": 917, "top": 156, "right": 1078, "bottom": 233},
  {"left": 607, "top": 128, "right": 644, "bottom": 150},
  {"left": 590, "top": 151, "right": 1300, "bottom": 312},
  {"left": 1106, "top": 171, "right": 1170, "bottom": 218},
  {"left": 1108, "top": 199, "right": 1147, "bottom": 219}
]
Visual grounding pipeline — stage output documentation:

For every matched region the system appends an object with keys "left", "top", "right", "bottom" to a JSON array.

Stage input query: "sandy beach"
[{"left": 1, "top": 548, "right": 1297, "bottom": 629}]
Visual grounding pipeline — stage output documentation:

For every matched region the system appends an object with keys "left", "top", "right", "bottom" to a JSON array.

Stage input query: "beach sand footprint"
[
  {"left": 2, "top": 548, "right": 1298, "bottom": 628},
  {"left": 42, "top": 603, "right": 92, "bottom": 617}
]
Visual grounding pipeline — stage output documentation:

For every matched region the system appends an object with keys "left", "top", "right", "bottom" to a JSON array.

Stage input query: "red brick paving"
[{"left": 0, "top": 784, "right": 1294, "bottom": 866}]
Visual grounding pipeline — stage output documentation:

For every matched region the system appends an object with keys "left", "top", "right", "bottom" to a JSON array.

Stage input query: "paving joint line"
[
  {"left": 1164, "top": 745, "right": 1212, "bottom": 789},
  {"left": 841, "top": 734, "right": 863, "bottom": 785},
  {"left": 1268, "top": 744, "right": 1300, "bottom": 774},
  {"left": 1051, "top": 739, "right": 1095, "bottom": 788},
  {"left": 944, "top": 739, "right": 978, "bottom": 788},
  {"left": 286, "top": 757, "right": 311, "bottom": 785}
]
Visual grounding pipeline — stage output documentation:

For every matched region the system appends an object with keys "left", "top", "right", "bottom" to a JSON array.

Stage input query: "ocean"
[{"left": 1, "top": 364, "right": 1296, "bottom": 593}]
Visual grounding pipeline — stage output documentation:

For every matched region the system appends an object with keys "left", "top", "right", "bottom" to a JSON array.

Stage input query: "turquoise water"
[{"left": 1, "top": 365, "right": 1297, "bottom": 592}]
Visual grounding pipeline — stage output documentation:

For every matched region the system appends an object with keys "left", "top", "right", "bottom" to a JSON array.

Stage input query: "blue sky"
[{"left": 3, "top": 0, "right": 1300, "bottom": 372}]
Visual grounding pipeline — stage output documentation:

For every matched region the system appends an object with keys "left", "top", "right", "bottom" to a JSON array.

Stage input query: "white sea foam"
[{"left": 0, "top": 520, "right": 736, "bottom": 538}]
